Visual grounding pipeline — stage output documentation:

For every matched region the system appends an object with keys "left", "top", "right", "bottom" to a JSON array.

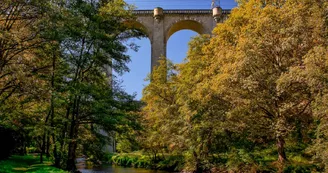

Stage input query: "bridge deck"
[{"left": 133, "top": 9, "right": 231, "bottom": 15}]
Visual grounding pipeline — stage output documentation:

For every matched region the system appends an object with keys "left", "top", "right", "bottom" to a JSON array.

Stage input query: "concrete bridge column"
[{"left": 151, "top": 8, "right": 166, "bottom": 72}]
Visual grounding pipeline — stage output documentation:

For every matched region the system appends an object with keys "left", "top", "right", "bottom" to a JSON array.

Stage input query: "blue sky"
[{"left": 118, "top": 0, "right": 238, "bottom": 100}]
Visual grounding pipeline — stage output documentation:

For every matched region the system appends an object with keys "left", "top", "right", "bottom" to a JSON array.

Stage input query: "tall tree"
[
  {"left": 46, "top": 0, "right": 144, "bottom": 171},
  {"left": 141, "top": 57, "right": 181, "bottom": 161},
  {"left": 204, "top": 0, "right": 325, "bottom": 166}
]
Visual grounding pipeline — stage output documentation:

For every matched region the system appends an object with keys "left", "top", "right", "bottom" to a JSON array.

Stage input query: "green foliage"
[
  {"left": 2, "top": 0, "right": 328, "bottom": 172},
  {"left": 157, "top": 155, "right": 185, "bottom": 171},
  {"left": 111, "top": 153, "right": 184, "bottom": 171},
  {"left": 0, "top": 0, "right": 144, "bottom": 172},
  {"left": 283, "top": 164, "right": 320, "bottom": 173},
  {"left": 112, "top": 153, "right": 151, "bottom": 168}
]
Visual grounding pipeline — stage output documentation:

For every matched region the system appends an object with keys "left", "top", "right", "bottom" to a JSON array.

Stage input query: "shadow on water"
[{"left": 79, "top": 165, "right": 171, "bottom": 173}]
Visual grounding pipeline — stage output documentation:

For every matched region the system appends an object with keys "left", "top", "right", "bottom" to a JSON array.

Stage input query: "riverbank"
[
  {"left": 80, "top": 165, "right": 170, "bottom": 173},
  {"left": 108, "top": 148, "right": 321, "bottom": 173},
  {"left": 110, "top": 152, "right": 184, "bottom": 172},
  {"left": 0, "top": 155, "right": 68, "bottom": 173}
]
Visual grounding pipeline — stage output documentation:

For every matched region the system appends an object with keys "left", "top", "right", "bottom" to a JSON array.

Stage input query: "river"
[{"left": 80, "top": 165, "right": 171, "bottom": 173}]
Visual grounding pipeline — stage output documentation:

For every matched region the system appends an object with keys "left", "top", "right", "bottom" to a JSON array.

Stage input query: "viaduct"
[
  {"left": 105, "top": 7, "right": 231, "bottom": 153},
  {"left": 131, "top": 7, "right": 231, "bottom": 71}
]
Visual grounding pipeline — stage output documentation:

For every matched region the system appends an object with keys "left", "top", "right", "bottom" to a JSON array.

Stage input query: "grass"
[{"left": 0, "top": 155, "right": 68, "bottom": 173}]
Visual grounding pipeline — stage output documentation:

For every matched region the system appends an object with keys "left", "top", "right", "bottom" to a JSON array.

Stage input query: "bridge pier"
[
  {"left": 151, "top": 8, "right": 166, "bottom": 71},
  {"left": 150, "top": 38, "right": 166, "bottom": 72}
]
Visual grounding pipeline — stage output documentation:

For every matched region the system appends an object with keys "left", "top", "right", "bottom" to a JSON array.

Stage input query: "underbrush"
[
  {"left": 110, "top": 152, "right": 184, "bottom": 171},
  {"left": 222, "top": 143, "right": 322, "bottom": 173},
  {"left": 107, "top": 142, "right": 322, "bottom": 173}
]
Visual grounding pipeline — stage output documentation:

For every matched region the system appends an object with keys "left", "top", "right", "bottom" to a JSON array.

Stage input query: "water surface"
[{"left": 80, "top": 165, "right": 171, "bottom": 173}]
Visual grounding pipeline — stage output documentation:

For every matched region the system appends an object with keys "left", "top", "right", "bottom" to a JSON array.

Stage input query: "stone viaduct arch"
[{"left": 132, "top": 7, "right": 230, "bottom": 71}]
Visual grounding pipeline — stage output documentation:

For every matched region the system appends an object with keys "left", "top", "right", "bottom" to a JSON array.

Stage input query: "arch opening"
[
  {"left": 124, "top": 20, "right": 151, "bottom": 39},
  {"left": 119, "top": 36, "right": 151, "bottom": 100},
  {"left": 167, "top": 30, "right": 198, "bottom": 65},
  {"left": 166, "top": 20, "right": 205, "bottom": 42}
]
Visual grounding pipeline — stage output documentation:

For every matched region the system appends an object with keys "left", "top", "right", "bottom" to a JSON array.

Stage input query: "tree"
[
  {"left": 1, "top": 0, "right": 145, "bottom": 171},
  {"left": 45, "top": 0, "right": 144, "bottom": 171},
  {"left": 141, "top": 0, "right": 328, "bottom": 172},
  {"left": 301, "top": 46, "right": 328, "bottom": 170},
  {"left": 0, "top": 0, "right": 58, "bottom": 161},
  {"left": 142, "top": 37, "right": 231, "bottom": 172},
  {"left": 141, "top": 57, "right": 182, "bottom": 162},
  {"left": 204, "top": 0, "right": 325, "bottom": 167},
  {"left": 174, "top": 35, "right": 231, "bottom": 172},
  {"left": 0, "top": 0, "right": 48, "bottom": 104}
]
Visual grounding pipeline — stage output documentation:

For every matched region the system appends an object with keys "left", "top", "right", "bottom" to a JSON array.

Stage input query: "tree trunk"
[
  {"left": 66, "top": 139, "right": 78, "bottom": 172},
  {"left": 40, "top": 133, "right": 46, "bottom": 163},
  {"left": 66, "top": 96, "right": 80, "bottom": 172},
  {"left": 46, "top": 135, "right": 50, "bottom": 157},
  {"left": 66, "top": 119, "right": 78, "bottom": 172},
  {"left": 53, "top": 134, "right": 61, "bottom": 168},
  {"left": 59, "top": 106, "right": 71, "bottom": 160},
  {"left": 277, "top": 136, "right": 287, "bottom": 163},
  {"left": 40, "top": 108, "right": 51, "bottom": 163},
  {"left": 50, "top": 47, "right": 57, "bottom": 164}
]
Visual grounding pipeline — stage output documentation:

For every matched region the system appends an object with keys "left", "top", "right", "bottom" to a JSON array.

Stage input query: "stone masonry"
[{"left": 131, "top": 7, "right": 231, "bottom": 71}]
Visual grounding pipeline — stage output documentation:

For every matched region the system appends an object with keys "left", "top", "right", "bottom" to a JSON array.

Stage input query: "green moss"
[{"left": 0, "top": 155, "right": 67, "bottom": 173}]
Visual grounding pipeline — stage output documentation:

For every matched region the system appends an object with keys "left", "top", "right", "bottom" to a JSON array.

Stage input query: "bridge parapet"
[{"left": 133, "top": 9, "right": 231, "bottom": 15}]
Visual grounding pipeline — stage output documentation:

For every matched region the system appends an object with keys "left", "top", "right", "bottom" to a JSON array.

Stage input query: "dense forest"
[
  {"left": 1, "top": 0, "right": 328, "bottom": 173},
  {"left": 0, "top": 0, "right": 143, "bottom": 172},
  {"left": 140, "top": 0, "right": 328, "bottom": 172}
]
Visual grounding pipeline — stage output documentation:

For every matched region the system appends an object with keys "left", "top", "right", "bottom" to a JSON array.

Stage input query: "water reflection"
[{"left": 80, "top": 165, "right": 170, "bottom": 173}]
